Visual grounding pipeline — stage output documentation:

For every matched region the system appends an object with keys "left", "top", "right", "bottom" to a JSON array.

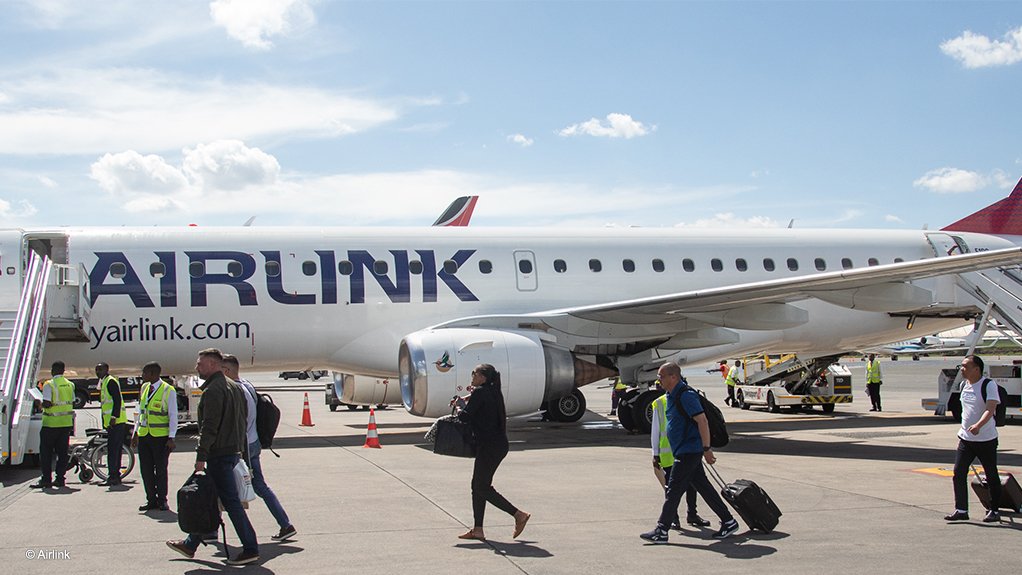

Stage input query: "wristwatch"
[{"left": 703, "top": 446, "right": 712, "bottom": 452}]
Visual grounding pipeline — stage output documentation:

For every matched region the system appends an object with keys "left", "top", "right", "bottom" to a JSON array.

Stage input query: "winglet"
[
  {"left": 432, "top": 196, "right": 479, "bottom": 227},
  {"left": 943, "top": 176, "right": 1022, "bottom": 235}
]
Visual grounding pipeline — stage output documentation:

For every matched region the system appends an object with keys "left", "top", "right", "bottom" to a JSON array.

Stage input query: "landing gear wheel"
[
  {"left": 630, "top": 390, "right": 661, "bottom": 435},
  {"left": 737, "top": 390, "right": 749, "bottom": 410},
  {"left": 821, "top": 403, "right": 835, "bottom": 414},
  {"left": 616, "top": 389, "right": 638, "bottom": 431},
  {"left": 329, "top": 404, "right": 338, "bottom": 412},
  {"left": 298, "top": 372, "right": 310, "bottom": 380},
  {"left": 79, "top": 468, "right": 94, "bottom": 483},
  {"left": 547, "top": 389, "right": 587, "bottom": 422},
  {"left": 346, "top": 404, "right": 359, "bottom": 411},
  {"left": 767, "top": 392, "right": 780, "bottom": 413}
]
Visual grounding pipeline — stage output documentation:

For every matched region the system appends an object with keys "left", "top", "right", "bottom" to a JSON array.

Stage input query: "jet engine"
[
  {"left": 334, "top": 372, "right": 402, "bottom": 406},
  {"left": 399, "top": 328, "right": 609, "bottom": 418}
]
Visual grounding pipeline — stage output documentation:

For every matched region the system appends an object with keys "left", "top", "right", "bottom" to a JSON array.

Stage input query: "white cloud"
[
  {"left": 676, "top": 212, "right": 780, "bottom": 229},
  {"left": 884, "top": 214, "right": 904, "bottom": 223},
  {"left": 913, "top": 168, "right": 987, "bottom": 194},
  {"left": 507, "top": 134, "right": 534, "bottom": 147},
  {"left": 0, "top": 198, "right": 39, "bottom": 220},
  {"left": 183, "top": 140, "right": 280, "bottom": 191},
  {"left": 210, "top": 0, "right": 315, "bottom": 50},
  {"left": 0, "top": 68, "right": 398, "bottom": 155},
  {"left": 941, "top": 27, "right": 1022, "bottom": 68},
  {"left": 559, "top": 113, "right": 654, "bottom": 139},
  {"left": 90, "top": 151, "right": 190, "bottom": 197}
]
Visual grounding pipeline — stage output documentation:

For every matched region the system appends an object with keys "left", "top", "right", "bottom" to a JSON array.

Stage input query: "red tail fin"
[
  {"left": 432, "top": 196, "right": 478, "bottom": 227},
  {"left": 943, "top": 176, "right": 1022, "bottom": 235}
]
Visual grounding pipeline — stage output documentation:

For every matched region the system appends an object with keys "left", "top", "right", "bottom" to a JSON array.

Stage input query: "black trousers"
[
  {"left": 726, "top": 385, "right": 736, "bottom": 406},
  {"left": 953, "top": 437, "right": 1000, "bottom": 512},
  {"left": 662, "top": 465, "right": 700, "bottom": 521},
  {"left": 106, "top": 423, "right": 127, "bottom": 480},
  {"left": 658, "top": 452, "right": 733, "bottom": 529},
  {"left": 471, "top": 440, "right": 518, "bottom": 527},
  {"left": 867, "top": 383, "right": 882, "bottom": 410},
  {"left": 138, "top": 434, "right": 171, "bottom": 505},
  {"left": 39, "top": 426, "right": 72, "bottom": 485}
]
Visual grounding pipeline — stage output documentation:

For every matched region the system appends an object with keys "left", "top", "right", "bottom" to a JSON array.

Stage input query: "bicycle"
[{"left": 68, "top": 428, "right": 136, "bottom": 483}]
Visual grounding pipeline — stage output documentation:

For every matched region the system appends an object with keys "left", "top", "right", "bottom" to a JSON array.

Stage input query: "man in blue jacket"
[{"left": 640, "top": 362, "right": 739, "bottom": 544}]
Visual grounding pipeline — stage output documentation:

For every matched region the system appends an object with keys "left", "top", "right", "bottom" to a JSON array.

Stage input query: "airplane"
[
  {"left": 3, "top": 179, "right": 1022, "bottom": 440},
  {"left": 868, "top": 334, "right": 976, "bottom": 360}
]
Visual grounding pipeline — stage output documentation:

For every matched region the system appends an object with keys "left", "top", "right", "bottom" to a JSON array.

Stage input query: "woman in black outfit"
[{"left": 457, "top": 364, "right": 530, "bottom": 541}]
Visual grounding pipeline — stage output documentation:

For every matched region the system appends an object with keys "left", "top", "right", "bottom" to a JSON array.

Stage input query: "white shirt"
[
  {"left": 650, "top": 396, "right": 666, "bottom": 457},
  {"left": 238, "top": 378, "right": 259, "bottom": 445},
  {"left": 958, "top": 377, "right": 1000, "bottom": 442}
]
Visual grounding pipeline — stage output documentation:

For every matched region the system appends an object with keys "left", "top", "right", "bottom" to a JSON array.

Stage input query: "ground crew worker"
[
  {"left": 96, "top": 362, "right": 127, "bottom": 486},
  {"left": 610, "top": 377, "right": 628, "bottom": 416},
  {"left": 724, "top": 360, "right": 742, "bottom": 407},
  {"left": 706, "top": 360, "right": 728, "bottom": 379},
  {"left": 31, "top": 361, "right": 75, "bottom": 489},
  {"left": 865, "top": 354, "right": 882, "bottom": 412},
  {"left": 132, "top": 362, "right": 177, "bottom": 511},
  {"left": 650, "top": 383, "right": 709, "bottom": 530}
]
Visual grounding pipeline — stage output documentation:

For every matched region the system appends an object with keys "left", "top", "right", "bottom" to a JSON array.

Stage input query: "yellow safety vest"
[
  {"left": 866, "top": 360, "right": 882, "bottom": 384},
  {"left": 725, "top": 366, "right": 740, "bottom": 387},
  {"left": 137, "top": 380, "right": 172, "bottom": 437},
  {"left": 42, "top": 376, "right": 75, "bottom": 428},
  {"left": 652, "top": 395, "right": 674, "bottom": 467},
  {"left": 100, "top": 375, "right": 127, "bottom": 427},
  {"left": 614, "top": 378, "right": 627, "bottom": 391}
]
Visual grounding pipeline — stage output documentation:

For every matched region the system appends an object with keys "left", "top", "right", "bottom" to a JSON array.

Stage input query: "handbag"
[
  {"left": 233, "top": 458, "right": 257, "bottom": 503},
  {"left": 433, "top": 418, "right": 476, "bottom": 458}
]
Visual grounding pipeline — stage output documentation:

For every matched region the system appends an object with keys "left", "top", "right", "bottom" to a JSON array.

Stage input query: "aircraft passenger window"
[
  {"left": 518, "top": 259, "right": 533, "bottom": 274},
  {"left": 841, "top": 258, "right": 853, "bottom": 269},
  {"left": 894, "top": 257, "right": 904, "bottom": 263},
  {"left": 227, "top": 261, "right": 244, "bottom": 278},
  {"left": 623, "top": 259, "right": 635, "bottom": 273},
  {"left": 682, "top": 259, "right": 695, "bottom": 272},
  {"left": 302, "top": 261, "right": 317, "bottom": 276},
  {"left": 410, "top": 260, "right": 423, "bottom": 275},
  {"left": 589, "top": 259, "right": 602, "bottom": 272},
  {"left": 815, "top": 258, "right": 826, "bottom": 271},
  {"left": 338, "top": 261, "right": 353, "bottom": 275},
  {"left": 149, "top": 262, "right": 166, "bottom": 278},
  {"left": 786, "top": 258, "right": 798, "bottom": 271},
  {"left": 710, "top": 259, "right": 723, "bottom": 272},
  {"left": 374, "top": 261, "right": 389, "bottom": 275},
  {"left": 652, "top": 259, "right": 665, "bottom": 272},
  {"left": 265, "top": 261, "right": 281, "bottom": 277},
  {"left": 444, "top": 260, "right": 459, "bottom": 274},
  {"left": 763, "top": 258, "right": 775, "bottom": 272},
  {"left": 110, "top": 262, "right": 127, "bottom": 279},
  {"left": 554, "top": 259, "right": 567, "bottom": 273},
  {"left": 736, "top": 258, "right": 748, "bottom": 272},
  {"left": 478, "top": 260, "right": 492, "bottom": 274},
  {"left": 189, "top": 261, "right": 204, "bottom": 278},
  {"left": 867, "top": 258, "right": 879, "bottom": 266}
]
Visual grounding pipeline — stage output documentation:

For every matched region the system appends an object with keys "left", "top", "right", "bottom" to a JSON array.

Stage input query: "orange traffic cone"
[
  {"left": 299, "top": 392, "right": 315, "bottom": 427},
  {"left": 363, "top": 408, "right": 381, "bottom": 449}
]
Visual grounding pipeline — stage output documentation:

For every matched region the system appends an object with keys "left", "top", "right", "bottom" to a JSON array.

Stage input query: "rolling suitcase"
[
  {"left": 706, "top": 464, "right": 782, "bottom": 533},
  {"left": 970, "top": 466, "right": 1022, "bottom": 512}
]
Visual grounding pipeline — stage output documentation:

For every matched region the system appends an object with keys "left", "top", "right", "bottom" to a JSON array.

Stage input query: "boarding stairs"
[
  {"left": 956, "top": 267, "right": 1022, "bottom": 342},
  {"left": 0, "top": 251, "right": 52, "bottom": 465}
]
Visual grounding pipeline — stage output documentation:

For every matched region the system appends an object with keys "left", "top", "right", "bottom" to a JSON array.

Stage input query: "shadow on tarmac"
[
  {"left": 177, "top": 542, "right": 302, "bottom": 574},
  {"left": 455, "top": 539, "right": 554, "bottom": 558}
]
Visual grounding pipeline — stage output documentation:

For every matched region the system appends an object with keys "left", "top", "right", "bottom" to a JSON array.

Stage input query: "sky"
[{"left": 1, "top": 0, "right": 1022, "bottom": 230}]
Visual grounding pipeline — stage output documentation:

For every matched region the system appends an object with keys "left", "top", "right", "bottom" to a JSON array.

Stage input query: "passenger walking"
[
  {"left": 31, "top": 361, "right": 75, "bottom": 490},
  {"left": 640, "top": 362, "right": 739, "bottom": 543},
  {"left": 945, "top": 354, "right": 1002, "bottom": 523},
  {"left": 650, "top": 381, "right": 710, "bottom": 530},
  {"left": 865, "top": 354, "right": 883, "bottom": 412},
  {"left": 456, "top": 363, "right": 530, "bottom": 541},
  {"left": 96, "top": 362, "right": 127, "bottom": 486},
  {"left": 132, "top": 362, "right": 177, "bottom": 511},
  {"left": 222, "top": 354, "right": 298, "bottom": 542},
  {"left": 166, "top": 348, "right": 259, "bottom": 565}
]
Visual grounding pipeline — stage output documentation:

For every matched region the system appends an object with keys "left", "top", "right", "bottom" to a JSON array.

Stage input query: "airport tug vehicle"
[
  {"left": 924, "top": 361, "right": 1022, "bottom": 422},
  {"left": 734, "top": 355, "right": 853, "bottom": 413}
]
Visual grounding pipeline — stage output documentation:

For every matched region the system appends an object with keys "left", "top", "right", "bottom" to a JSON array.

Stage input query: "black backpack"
[
  {"left": 979, "top": 378, "right": 1008, "bottom": 427},
  {"left": 674, "top": 381, "right": 730, "bottom": 448},
  {"left": 177, "top": 472, "right": 222, "bottom": 536},
  {"left": 255, "top": 393, "right": 281, "bottom": 455}
]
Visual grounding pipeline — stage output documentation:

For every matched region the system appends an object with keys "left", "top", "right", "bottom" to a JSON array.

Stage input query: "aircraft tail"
[
  {"left": 432, "top": 196, "right": 478, "bottom": 227},
  {"left": 942, "top": 176, "right": 1022, "bottom": 235}
]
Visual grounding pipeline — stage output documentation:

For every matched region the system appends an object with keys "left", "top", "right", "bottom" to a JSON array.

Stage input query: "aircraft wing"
[{"left": 435, "top": 247, "right": 1022, "bottom": 341}]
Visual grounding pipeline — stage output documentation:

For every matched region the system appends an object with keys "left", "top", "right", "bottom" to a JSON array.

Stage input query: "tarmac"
[{"left": 2, "top": 356, "right": 1021, "bottom": 574}]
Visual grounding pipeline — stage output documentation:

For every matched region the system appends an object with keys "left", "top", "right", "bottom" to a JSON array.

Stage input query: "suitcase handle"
[{"left": 704, "top": 462, "right": 728, "bottom": 490}]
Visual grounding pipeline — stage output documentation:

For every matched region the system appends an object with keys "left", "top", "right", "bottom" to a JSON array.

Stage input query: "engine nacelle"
[
  {"left": 334, "top": 372, "right": 402, "bottom": 406},
  {"left": 399, "top": 328, "right": 576, "bottom": 418}
]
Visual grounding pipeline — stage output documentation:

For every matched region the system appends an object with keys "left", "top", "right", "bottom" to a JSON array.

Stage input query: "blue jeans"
[
  {"left": 184, "top": 454, "right": 258, "bottom": 554},
  {"left": 249, "top": 440, "right": 291, "bottom": 529}
]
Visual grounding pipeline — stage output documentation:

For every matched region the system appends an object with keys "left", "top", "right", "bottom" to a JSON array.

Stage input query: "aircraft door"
[
  {"left": 513, "top": 250, "right": 538, "bottom": 292},
  {"left": 925, "top": 232, "right": 969, "bottom": 306}
]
